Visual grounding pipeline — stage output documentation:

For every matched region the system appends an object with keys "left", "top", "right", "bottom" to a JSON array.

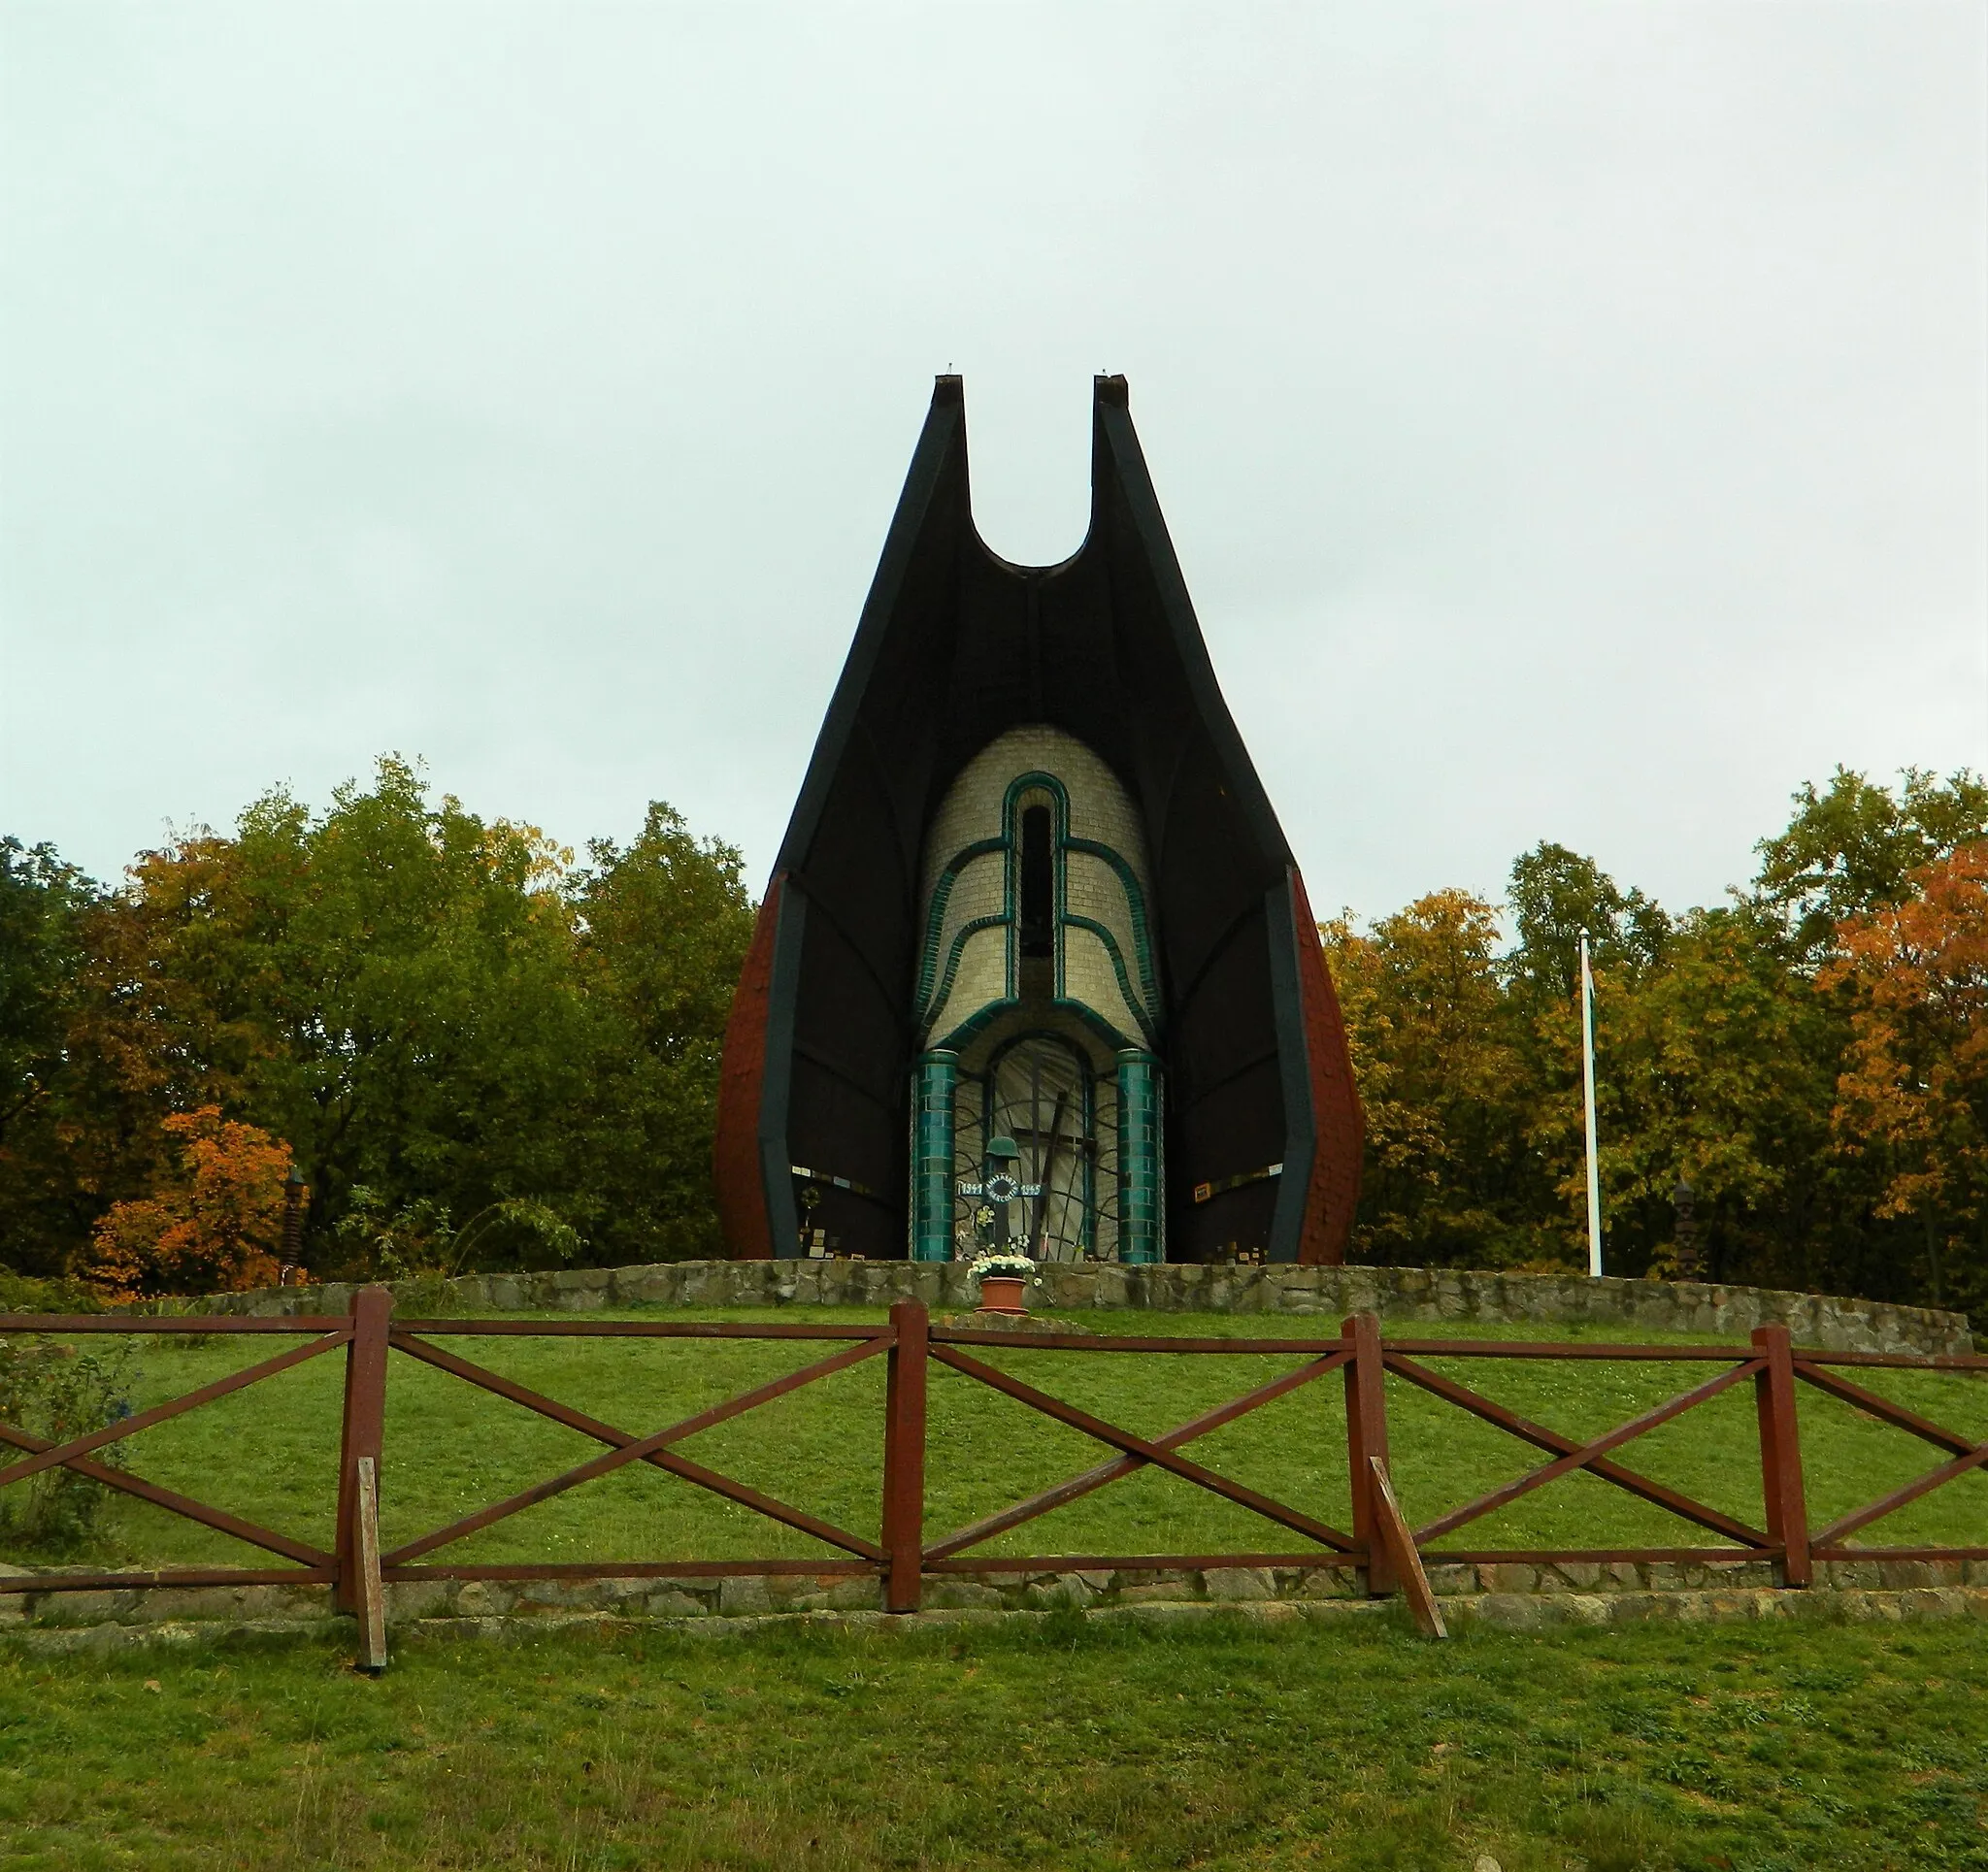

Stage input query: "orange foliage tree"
[
  {"left": 1820, "top": 842, "right": 1988, "bottom": 1309},
  {"left": 83, "top": 1107, "right": 294, "bottom": 1299}
]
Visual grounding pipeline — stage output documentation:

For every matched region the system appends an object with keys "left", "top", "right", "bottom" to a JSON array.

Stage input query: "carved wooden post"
[
  {"left": 881, "top": 1299, "right": 929, "bottom": 1612},
  {"left": 1343, "top": 1311, "right": 1395, "bottom": 1594},
  {"left": 1752, "top": 1323, "right": 1811, "bottom": 1587},
  {"left": 336, "top": 1285, "right": 391, "bottom": 1617}
]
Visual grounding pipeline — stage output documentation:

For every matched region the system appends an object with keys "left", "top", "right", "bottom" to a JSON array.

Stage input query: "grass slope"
[
  {"left": 9, "top": 1307, "right": 1986, "bottom": 1573},
  {"left": 3, "top": 1616, "right": 1985, "bottom": 1869}
]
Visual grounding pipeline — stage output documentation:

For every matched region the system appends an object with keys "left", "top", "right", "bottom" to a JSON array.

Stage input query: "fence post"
[
  {"left": 335, "top": 1285, "right": 392, "bottom": 1617},
  {"left": 1343, "top": 1311, "right": 1395, "bottom": 1595},
  {"left": 1751, "top": 1323, "right": 1810, "bottom": 1588},
  {"left": 881, "top": 1299, "right": 928, "bottom": 1613}
]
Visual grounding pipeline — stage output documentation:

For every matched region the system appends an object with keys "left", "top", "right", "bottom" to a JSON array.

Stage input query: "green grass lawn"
[
  {"left": 8, "top": 1306, "right": 1986, "bottom": 1574},
  {"left": 3, "top": 1614, "right": 1984, "bottom": 1869}
]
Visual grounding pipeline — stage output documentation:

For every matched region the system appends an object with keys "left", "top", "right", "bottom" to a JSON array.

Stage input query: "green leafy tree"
[
  {"left": 0, "top": 840, "right": 128, "bottom": 1276},
  {"left": 1323, "top": 891, "right": 1560, "bottom": 1267},
  {"left": 570, "top": 804, "right": 755, "bottom": 1262},
  {"left": 26, "top": 758, "right": 752, "bottom": 1277},
  {"left": 1505, "top": 840, "right": 1670, "bottom": 1004},
  {"left": 1752, "top": 766, "right": 1988, "bottom": 965},
  {"left": 1526, "top": 906, "right": 1839, "bottom": 1286}
]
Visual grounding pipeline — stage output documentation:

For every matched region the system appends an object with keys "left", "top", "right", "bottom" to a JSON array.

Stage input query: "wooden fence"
[{"left": 2, "top": 1293, "right": 1983, "bottom": 1667}]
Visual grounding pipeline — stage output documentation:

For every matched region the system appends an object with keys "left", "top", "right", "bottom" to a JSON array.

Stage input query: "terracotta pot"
[{"left": 977, "top": 1275, "right": 1027, "bottom": 1316}]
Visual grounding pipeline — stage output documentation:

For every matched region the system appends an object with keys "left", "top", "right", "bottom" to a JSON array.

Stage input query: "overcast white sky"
[{"left": 3, "top": 3, "right": 1983, "bottom": 923}]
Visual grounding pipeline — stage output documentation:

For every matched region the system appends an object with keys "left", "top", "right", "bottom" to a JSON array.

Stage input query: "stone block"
[
  {"left": 1877, "top": 1560, "right": 1950, "bottom": 1591},
  {"left": 1116, "top": 1600, "right": 1221, "bottom": 1626},
  {"left": 718, "top": 1576, "right": 775, "bottom": 1616},
  {"left": 614, "top": 1270, "right": 680, "bottom": 1306},
  {"left": 38, "top": 1590, "right": 139, "bottom": 1626},
  {"left": 1478, "top": 1564, "right": 1540, "bottom": 1595},
  {"left": 1422, "top": 1564, "right": 1476, "bottom": 1597},
  {"left": 550, "top": 1266, "right": 613, "bottom": 1292},
  {"left": 1203, "top": 1567, "right": 1275, "bottom": 1601},
  {"left": 1901, "top": 1588, "right": 1966, "bottom": 1620},
  {"left": 1820, "top": 1560, "right": 1881, "bottom": 1591},
  {"left": 1592, "top": 1593, "right": 1650, "bottom": 1623},
  {"left": 1023, "top": 1574, "right": 1096, "bottom": 1609},
  {"left": 1116, "top": 1582, "right": 1195, "bottom": 1604},
  {"left": 453, "top": 1582, "right": 516, "bottom": 1617},
  {"left": 790, "top": 1579, "right": 883, "bottom": 1614},
  {"left": 1473, "top": 1593, "right": 1545, "bottom": 1631},
  {"left": 384, "top": 1581, "right": 453, "bottom": 1621},
  {"left": 645, "top": 1592, "right": 708, "bottom": 1618},
  {"left": 922, "top": 1581, "right": 1008, "bottom": 1610},
  {"left": 1552, "top": 1562, "right": 1603, "bottom": 1591},
  {"left": 517, "top": 1580, "right": 608, "bottom": 1611}
]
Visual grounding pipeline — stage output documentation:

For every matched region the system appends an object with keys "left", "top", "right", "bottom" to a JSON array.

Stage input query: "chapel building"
[{"left": 713, "top": 377, "right": 1362, "bottom": 1265}]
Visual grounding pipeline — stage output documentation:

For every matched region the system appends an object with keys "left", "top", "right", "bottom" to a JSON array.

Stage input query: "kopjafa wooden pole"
[
  {"left": 1751, "top": 1323, "right": 1811, "bottom": 1587},
  {"left": 352, "top": 1454, "right": 387, "bottom": 1673},
  {"left": 881, "top": 1299, "right": 929, "bottom": 1612},
  {"left": 1343, "top": 1311, "right": 1395, "bottom": 1594},
  {"left": 335, "top": 1285, "right": 392, "bottom": 1614}
]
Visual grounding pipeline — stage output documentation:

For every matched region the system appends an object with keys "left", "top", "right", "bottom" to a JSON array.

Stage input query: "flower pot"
[{"left": 977, "top": 1275, "right": 1027, "bottom": 1316}]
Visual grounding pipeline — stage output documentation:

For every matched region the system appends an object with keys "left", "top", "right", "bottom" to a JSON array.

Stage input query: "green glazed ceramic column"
[
  {"left": 1115, "top": 1048, "right": 1163, "bottom": 1264},
  {"left": 911, "top": 1050, "right": 959, "bottom": 1262}
]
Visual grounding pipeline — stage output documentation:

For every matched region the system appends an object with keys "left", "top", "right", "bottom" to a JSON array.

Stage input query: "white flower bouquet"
[{"left": 965, "top": 1252, "right": 1037, "bottom": 1283}]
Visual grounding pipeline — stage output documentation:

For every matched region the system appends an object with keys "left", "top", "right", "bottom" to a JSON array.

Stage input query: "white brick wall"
[{"left": 917, "top": 724, "right": 1158, "bottom": 1046}]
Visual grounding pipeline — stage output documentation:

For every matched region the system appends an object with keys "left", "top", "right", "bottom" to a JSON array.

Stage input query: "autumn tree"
[
  {"left": 82, "top": 1106, "right": 293, "bottom": 1298},
  {"left": 1323, "top": 890, "right": 1557, "bottom": 1266},
  {"left": 3, "top": 757, "right": 753, "bottom": 1279},
  {"left": 1821, "top": 842, "right": 1988, "bottom": 1314},
  {"left": 1753, "top": 766, "right": 1988, "bottom": 965}
]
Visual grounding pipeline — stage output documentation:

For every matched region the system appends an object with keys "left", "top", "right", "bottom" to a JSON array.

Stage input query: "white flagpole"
[{"left": 1579, "top": 928, "right": 1603, "bottom": 1278}]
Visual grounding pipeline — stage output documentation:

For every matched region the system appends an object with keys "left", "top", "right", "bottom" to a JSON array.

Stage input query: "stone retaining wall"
[
  {"left": 178, "top": 1259, "right": 1973, "bottom": 1356},
  {"left": 11, "top": 1557, "right": 1986, "bottom": 1631},
  {"left": 10, "top": 1560, "right": 1988, "bottom": 1654}
]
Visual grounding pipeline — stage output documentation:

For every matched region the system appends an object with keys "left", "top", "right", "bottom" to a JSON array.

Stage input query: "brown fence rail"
[{"left": 2, "top": 1292, "right": 1982, "bottom": 1667}]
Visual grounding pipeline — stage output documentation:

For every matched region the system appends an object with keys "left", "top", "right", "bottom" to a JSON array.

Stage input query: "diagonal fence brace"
[
  {"left": 383, "top": 1330, "right": 888, "bottom": 1564},
  {"left": 929, "top": 1342, "right": 1354, "bottom": 1553}
]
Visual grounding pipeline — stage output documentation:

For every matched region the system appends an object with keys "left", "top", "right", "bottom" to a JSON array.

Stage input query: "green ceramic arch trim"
[
  {"left": 1062, "top": 835, "right": 1159, "bottom": 1014},
  {"left": 920, "top": 912, "right": 1009, "bottom": 1036},
  {"left": 1064, "top": 914, "right": 1160, "bottom": 1047},
  {"left": 911, "top": 836, "right": 1008, "bottom": 1016},
  {"left": 916, "top": 766, "right": 1159, "bottom": 1048}
]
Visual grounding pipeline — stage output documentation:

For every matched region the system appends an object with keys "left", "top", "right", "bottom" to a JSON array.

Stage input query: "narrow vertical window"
[{"left": 1019, "top": 805, "right": 1053, "bottom": 958}]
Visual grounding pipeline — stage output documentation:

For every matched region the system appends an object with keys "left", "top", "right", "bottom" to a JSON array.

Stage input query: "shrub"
[{"left": 0, "top": 1333, "right": 137, "bottom": 1554}]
